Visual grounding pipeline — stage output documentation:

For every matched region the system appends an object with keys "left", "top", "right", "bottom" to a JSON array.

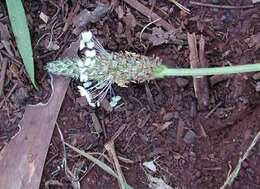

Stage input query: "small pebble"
[
  {"left": 176, "top": 77, "right": 189, "bottom": 88},
  {"left": 195, "top": 171, "right": 201, "bottom": 178},
  {"left": 221, "top": 11, "right": 234, "bottom": 23},
  {"left": 253, "top": 72, "right": 260, "bottom": 80},
  {"left": 183, "top": 130, "right": 196, "bottom": 144},
  {"left": 256, "top": 82, "right": 260, "bottom": 92}
]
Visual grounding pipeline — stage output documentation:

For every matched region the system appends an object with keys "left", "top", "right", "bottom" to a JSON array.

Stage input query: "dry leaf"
[
  {"left": 143, "top": 161, "right": 157, "bottom": 172},
  {"left": 147, "top": 174, "right": 173, "bottom": 189}
]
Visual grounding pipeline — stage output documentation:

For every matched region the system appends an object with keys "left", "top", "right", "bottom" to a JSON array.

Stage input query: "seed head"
[{"left": 46, "top": 31, "right": 162, "bottom": 107}]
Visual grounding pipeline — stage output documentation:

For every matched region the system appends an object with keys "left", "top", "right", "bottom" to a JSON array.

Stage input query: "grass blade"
[
  {"left": 6, "top": 0, "right": 37, "bottom": 88},
  {"left": 65, "top": 143, "right": 133, "bottom": 189}
]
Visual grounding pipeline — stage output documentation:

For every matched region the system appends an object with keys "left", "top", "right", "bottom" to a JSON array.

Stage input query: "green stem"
[{"left": 154, "top": 63, "right": 260, "bottom": 78}]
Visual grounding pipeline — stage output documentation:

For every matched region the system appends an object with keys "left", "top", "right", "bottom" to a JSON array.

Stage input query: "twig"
[
  {"left": 56, "top": 123, "right": 79, "bottom": 182},
  {"left": 205, "top": 102, "right": 222, "bottom": 118},
  {"left": 220, "top": 131, "right": 260, "bottom": 189},
  {"left": 0, "top": 58, "right": 8, "bottom": 96},
  {"left": 105, "top": 141, "right": 126, "bottom": 189},
  {"left": 79, "top": 124, "right": 127, "bottom": 181},
  {"left": 188, "top": 33, "right": 209, "bottom": 109},
  {"left": 123, "top": 0, "right": 175, "bottom": 31},
  {"left": 190, "top": 1, "right": 254, "bottom": 9},
  {"left": 168, "top": 0, "right": 191, "bottom": 14},
  {"left": 139, "top": 18, "right": 161, "bottom": 49},
  {"left": 0, "top": 83, "right": 17, "bottom": 108}
]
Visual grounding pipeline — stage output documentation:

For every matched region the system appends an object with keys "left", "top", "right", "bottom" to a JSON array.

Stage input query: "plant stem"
[{"left": 154, "top": 63, "right": 260, "bottom": 78}]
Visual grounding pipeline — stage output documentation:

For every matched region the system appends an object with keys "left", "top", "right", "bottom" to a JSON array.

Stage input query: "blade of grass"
[
  {"left": 6, "top": 0, "right": 37, "bottom": 88},
  {"left": 65, "top": 143, "right": 133, "bottom": 189}
]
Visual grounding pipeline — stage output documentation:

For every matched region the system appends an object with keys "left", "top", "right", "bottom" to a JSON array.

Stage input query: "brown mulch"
[{"left": 0, "top": 0, "right": 260, "bottom": 189}]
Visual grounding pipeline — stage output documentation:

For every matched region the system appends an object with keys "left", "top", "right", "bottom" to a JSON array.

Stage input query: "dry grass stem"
[
  {"left": 105, "top": 141, "right": 127, "bottom": 189},
  {"left": 220, "top": 131, "right": 260, "bottom": 189}
]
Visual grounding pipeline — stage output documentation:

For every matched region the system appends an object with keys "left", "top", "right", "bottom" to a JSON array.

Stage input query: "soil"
[{"left": 0, "top": 0, "right": 260, "bottom": 189}]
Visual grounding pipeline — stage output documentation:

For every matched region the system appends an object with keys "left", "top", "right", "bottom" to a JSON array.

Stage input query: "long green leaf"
[
  {"left": 6, "top": 0, "right": 37, "bottom": 88},
  {"left": 65, "top": 143, "right": 133, "bottom": 189}
]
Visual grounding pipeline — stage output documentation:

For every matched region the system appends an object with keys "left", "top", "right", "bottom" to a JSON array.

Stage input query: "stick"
[
  {"left": 188, "top": 33, "right": 209, "bottom": 109},
  {"left": 0, "top": 58, "right": 8, "bottom": 96},
  {"left": 220, "top": 131, "right": 260, "bottom": 189},
  {"left": 190, "top": 1, "right": 254, "bottom": 9},
  {"left": 79, "top": 124, "right": 127, "bottom": 181},
  {"left": 105, "top": 141, "right": 126, "bottom": 189},
  {"left": 123, "top": 0, "right": 175, "bottom": 31}
]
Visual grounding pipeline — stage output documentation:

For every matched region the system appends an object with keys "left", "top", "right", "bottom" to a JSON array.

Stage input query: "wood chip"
[
  {"left": 0, "top": 58, "right": 8, "bottom": 96},
  {"left": 176, "top": 119, "right": 184, "bottom": 146},
  {"left": 39, "top": 12, "right": 49, "bottom": 23},
  {"left": 90, "top": 113, "right": 103, "bottom": 134},
  {"left": 188, "top": 33, "right": 209, "bottom": 109}
]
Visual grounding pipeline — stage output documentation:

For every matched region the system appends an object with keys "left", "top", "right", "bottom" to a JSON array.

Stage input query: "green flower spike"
[{"left": 46, "top": 31, "right": 260, "bottom": 107}]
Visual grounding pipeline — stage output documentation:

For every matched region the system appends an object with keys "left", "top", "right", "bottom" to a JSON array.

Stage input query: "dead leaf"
[
  {"left": 147, "top": 174, "right": 173, "bottom": 189},
  {"left": 72, "top": 4, "right": 110, "bottom": 34},
  {"left": 122, "top": 8, "right": 137, "bottom": 45},
  {"left": 143, "top": 161, "right": 157, "bottom": 172},
  {"left": 0, "top": 22, "right": 11, "bottom": 40},
  {"left": 244, "top": 32, "right": 260, "bottom": 51},
  {"left": 140, "top": 28, "right": 185, "bottom": 47}
]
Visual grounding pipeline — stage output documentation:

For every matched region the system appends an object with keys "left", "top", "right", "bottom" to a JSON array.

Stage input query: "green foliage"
[{"left": 6, "top": 0, "right": 37, "bottom": 88}]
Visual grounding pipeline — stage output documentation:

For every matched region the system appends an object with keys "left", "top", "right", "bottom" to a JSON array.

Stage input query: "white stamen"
[
  {"left": 78, "top": 86, "right": 88, "bottom": 96},
  {"left": 80, "top": 75, "right": 88, "bottom": 82},
  {"left": 83, "top": 81, "right": 92, "bottom": 88},
  {"left": 89, "top": 102, "right": 96, "bottom": 107},
  {"left": 85, "top": 50, "right": 96, "bottom": 58},
  {"left": 81, "top": 31, "right": 93, "bottom": 42},
  {"left": 85, "top": 91, "right": 93, "bottom": 105},
  {"left": 79, "top": 41, "right": 85, "bottom": 50},
  {"left": 86, "top": 41, "right": 95, "bottom": 49}
]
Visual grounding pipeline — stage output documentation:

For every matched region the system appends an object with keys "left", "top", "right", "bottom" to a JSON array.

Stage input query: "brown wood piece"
[
  {"left": 188, "top": 33, "right": 209, "bottom": 109},
  {"left": 0, "top": 76, "right": 70, "bottom": 189},
  {"left": 0, "top": 58, "right": 8, "bottom": 96}
]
